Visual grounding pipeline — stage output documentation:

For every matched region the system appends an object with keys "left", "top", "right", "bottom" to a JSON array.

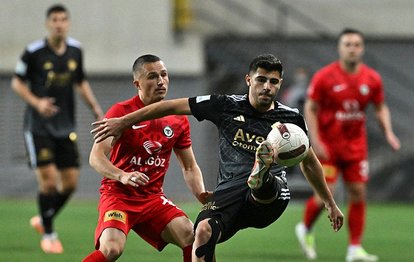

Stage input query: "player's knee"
[
  {"left": 194, "top": 219, "right": 220, "bottom": 262},
  {"left": 180, "top": 222, "right": 195, "bottom": 247},
  {"left": 195, "top": 219, "right": 213, "bottom": 242},
  {"left": 99, "top": 242, "right": 124, "bottom": 261}
]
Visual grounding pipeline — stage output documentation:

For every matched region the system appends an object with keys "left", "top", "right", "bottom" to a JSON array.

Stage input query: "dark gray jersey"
[{"left": 189, "top": 94, "right": 308, "bottom": 191}]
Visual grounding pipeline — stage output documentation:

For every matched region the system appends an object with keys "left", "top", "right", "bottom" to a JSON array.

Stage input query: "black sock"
[
  {"left": 53, "top": 191, "right": 72, "bottom": 215},
  {"left": 252, "top": 174, "right": 279, "bottom": 201},
  {"left": 38, "top": 192, "right": 57, "bottom": 234}
]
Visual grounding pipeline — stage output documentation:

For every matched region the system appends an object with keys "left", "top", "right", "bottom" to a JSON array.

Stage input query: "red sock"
[
  {"left": 82, "top": 250, "right": 108, "bottom": 262},
  {"left": 304, "top": 196, "right": 324, "bottom": 229},
  {"left": 348, "top": 201, "right": 365, "bottom": 245},
  {"left": 183, "top": 245, "right": 192, "bottom": 262}
]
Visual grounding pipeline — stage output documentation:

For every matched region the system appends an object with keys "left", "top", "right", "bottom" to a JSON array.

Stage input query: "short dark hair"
[
  {"left": 248, "top": 54, "right": 284, "bottom": 78},
  {"left": 132, "top": 54, "right": 162, "bottom": 76},
  {"left": 338, "top": 28, "right": 364, "bottom": 42},
  {"left": 46, "top": 4, "right": 69, "bottom": 18}
]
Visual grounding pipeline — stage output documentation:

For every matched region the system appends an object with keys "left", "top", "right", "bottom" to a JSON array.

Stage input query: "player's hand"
[
  {"left": 36, "top": 97, "right": 59, "bottom": 118},
  {"left": 91, "top": 117, "right": 126, "bottom": 143},
  {"left": 325, "top": 203, "right": 344, "bottom": 232},
  {"left": 119, "top": 172, "right": 149, "bottom": 187},
  {"left": 197, "top": 191, "right": 213, "bottom": 204},
  {"left": 386, "top": 132, "right": 401, "bottom": 151}
]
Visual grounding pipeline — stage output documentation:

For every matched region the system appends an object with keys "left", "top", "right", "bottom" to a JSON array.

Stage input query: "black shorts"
[
  {"left": 195, "top": 176, "right": 290, "bottom": 243},
  {"left": 23, "top": 131, "right": 80, "bottom": 169}
]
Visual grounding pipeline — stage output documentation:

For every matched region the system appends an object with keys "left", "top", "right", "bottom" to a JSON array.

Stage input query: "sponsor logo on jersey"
[
  {"left": 333, "top": 84, "right": 346, "bottom": 92},
  {"left": 143, "top": 140, "right": 162, "bottom": 155},
  {"left": 104, "top": 210, "right": 126, "bottom": 223},
  {"left": 233, "top": 115, "right": 245, "bottom": 122},
  {"left": 232, "top": 128, "right": 266, "bottom": 151},
  {"left": 336, "top": 99, "right": 364, "bottom": 121},
  {"left": 163, "top": 126, "right": 174, "bottom": 138}
]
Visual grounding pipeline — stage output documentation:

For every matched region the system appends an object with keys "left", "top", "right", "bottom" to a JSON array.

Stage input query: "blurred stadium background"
[{"left": 0, "top": 0, "right": 413, "bottom": 203}]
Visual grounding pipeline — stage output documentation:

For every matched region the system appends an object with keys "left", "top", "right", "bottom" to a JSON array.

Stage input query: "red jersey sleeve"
[
  {"left": 173, "top": 116, "right": 192, "bottom": 149},
  {"left": 369, "top": 70, "right": 385, "bottom": 105},
  {"left": 307, "top": 69, "right": 326, "bottom": 102}
]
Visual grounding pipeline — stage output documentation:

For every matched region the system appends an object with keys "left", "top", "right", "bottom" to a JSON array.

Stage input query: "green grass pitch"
[{"left": 0, "top": 199, "right": 412, "bottom": 261}]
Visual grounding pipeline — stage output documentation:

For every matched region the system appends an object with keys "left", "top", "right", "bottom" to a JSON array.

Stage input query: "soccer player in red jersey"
[
  {"left": 295, "top": 28, "right": 401, "bottom": 262},
  {"left": 82, "top": 55, "right": 208, "bottom": 262}
]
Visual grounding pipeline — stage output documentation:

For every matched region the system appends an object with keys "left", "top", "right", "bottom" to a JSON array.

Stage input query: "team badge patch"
[
  {"left": 163, "top": 126, "right": 174, "bottom": 138},
  {"left": 359, "top": 84, "right": 369, "bottom": 95},
  {"left": 104, "top": 210, "right": 127, "bottom": 223},
  {"left": 68, "top": 59, "right": 78, "bottom": 71}
]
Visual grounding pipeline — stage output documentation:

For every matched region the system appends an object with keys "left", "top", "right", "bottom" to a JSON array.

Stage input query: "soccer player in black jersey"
[
  {"left": 11, "top": 4, "right": 103, "bottom": 254},
  {"left": 91, "top": 54, "right": 344, "bottom": 262}
]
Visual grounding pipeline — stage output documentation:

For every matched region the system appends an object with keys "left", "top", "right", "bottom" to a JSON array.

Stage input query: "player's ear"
[
  {"left": 133, "top": 79, "right": 141, "bottom": 91},
  {"left": 245, "top": 74, "right": 251, "bottom": 87}
]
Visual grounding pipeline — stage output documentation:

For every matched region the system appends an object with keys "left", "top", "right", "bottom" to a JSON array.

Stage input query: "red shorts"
[
  {"left": 320, "top": 158, "right": 369, "bottom": 184},
  {"left": 94, "top": 193, "right": 188, "bottom": 251}
]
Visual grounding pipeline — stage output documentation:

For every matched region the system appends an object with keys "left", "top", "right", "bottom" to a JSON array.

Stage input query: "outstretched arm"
[
  {"left": 299, "top": 148, "right": 344, "bottom": 232},
  {"left": 91, "top": 97, "right": 191, "bottom": 143}
]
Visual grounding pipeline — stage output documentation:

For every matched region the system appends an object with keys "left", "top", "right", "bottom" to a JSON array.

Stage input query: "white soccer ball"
[{"left": 266, "top": 122, "right": 309, "bottom": 167}]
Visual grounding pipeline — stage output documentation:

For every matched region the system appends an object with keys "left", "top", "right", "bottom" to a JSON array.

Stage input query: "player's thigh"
[
  {"left": 161, "top": 216, "right": 194, "bottom": 247},
  {"left": 35, "top": 163, "right": 59, "bottom": 192},
  {"left": 133, "top": 195, "right": 189, "bottom": 250},
  {"left": 59, "top": 167, "right": 80, "bottom": 191}
]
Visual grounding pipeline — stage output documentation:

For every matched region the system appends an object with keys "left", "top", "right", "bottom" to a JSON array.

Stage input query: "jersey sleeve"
[
  {"left": 188, "top": 94, "right": 226, "bottom": 124},
  {"left": 14, "top": 49, "right": 30, "bottom": 81},
  {"left": 370, "top": 72, "right": 385, "bottom": 105},
  {"left": 75, "top": 49, "right": 86, "bottom": 83},
  {"left": 105, "top": 103, "right": 126, "bottom": 118},
  {"left": 174, "top": 116, "right": 192, "bottom": 149},
  {"left": 307, "top": 70, "right": 325, "bottom": 102}
]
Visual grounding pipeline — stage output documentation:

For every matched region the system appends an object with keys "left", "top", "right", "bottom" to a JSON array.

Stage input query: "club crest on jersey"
[
  {"left": 163, "top": 126, "right": 174, "bottom": 138},
  {"left": 359, "top": 84, "right": 369, "bottom": 95},
  {"left": 68, "top": 59, "right": 78, "bottom": 71},
  {"left": 143, "top": 140, "right": 162, "bottom": 155}
]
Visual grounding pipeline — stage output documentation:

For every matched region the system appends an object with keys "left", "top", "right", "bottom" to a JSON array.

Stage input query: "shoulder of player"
[
  {"left": 66, "top": 37, "right": 82, "bottom": 49},
  {"left": 26, "top": 39, "right": 46, "bottom": 53},
  {"left": 275, "top": 101, "right": 300, "bottom": 114},
  {"left": 223, "top": 94, "right": 247, "bottom": 106},
  {"left": 360, "top": 63, "right": 382, "bottom": 80}
]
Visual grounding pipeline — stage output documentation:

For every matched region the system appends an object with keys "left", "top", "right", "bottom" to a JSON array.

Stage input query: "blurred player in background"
[
  {"left": 11, "top": 4, "right": 103, "bottom": 254},
  {"left": 82, "top": 54, "right": 208, "bottom": 262},
  {"left": 90, "top": 54, "right": 344, "bottom": 262},
  {"left": 295, "top": 28, "right": 401, "bottom": 262},
  {"left": 280, "top": 66, "right": 310, "bottom": 113}
]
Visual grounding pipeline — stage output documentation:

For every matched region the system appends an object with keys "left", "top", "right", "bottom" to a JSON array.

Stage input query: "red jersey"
[
  {"left": 307, "top": 62, "right": 384, "bottom": 160},
  {"left": 99, "top": 96, "right": 192, "bottom": 197}
]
